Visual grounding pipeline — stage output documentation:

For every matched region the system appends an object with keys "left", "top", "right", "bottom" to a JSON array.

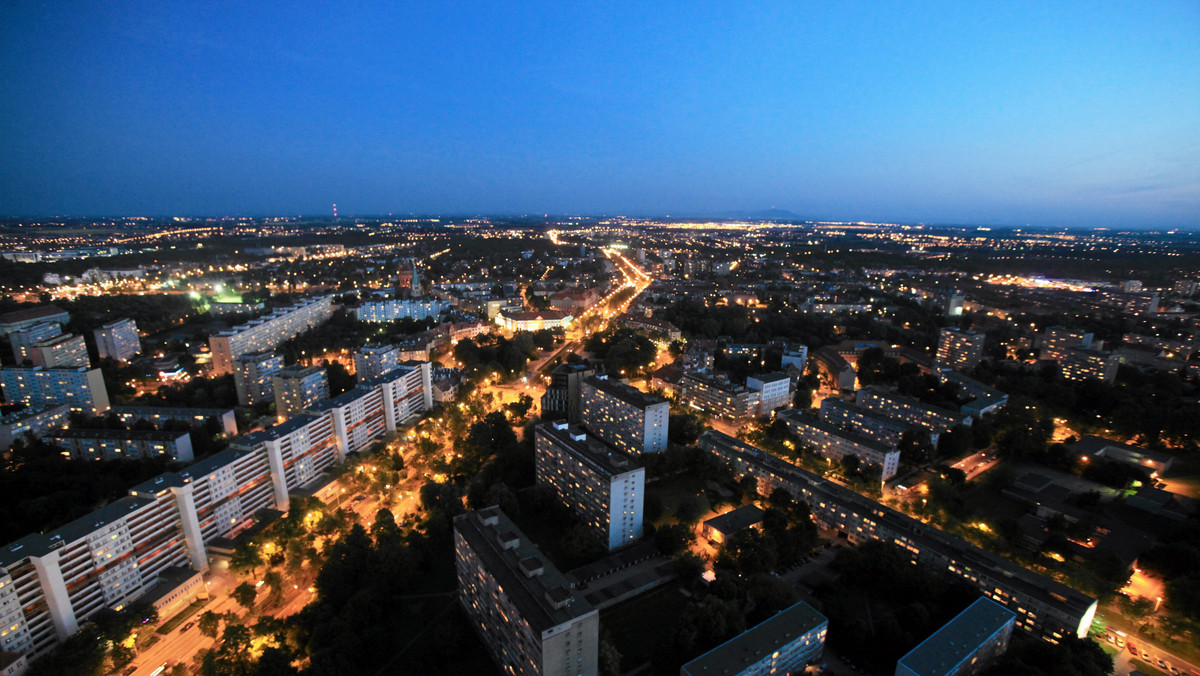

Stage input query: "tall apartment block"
[
  {"left": 679, "top": 370, "right": 761, "bottom": 420},
  {"left": 454, "top": 507, "right": 600, "bottom": 676},
  {"left": 273, "top": 365, "right": 329, "bottom": 422},
  {"left": 208, "top": 296, "right": 333, "bottom": 375},
  {"left": 854, "top": 387, "right": 972, "bottom": 436},
  {"left": 936, "top": 328, "right": 985, "bottom": 373},
  {"left": 29, "top": 334, "right": 89, "bottom": 369},
  {"left": 0, "top": 362, "right": 437, "bottom": 668},
  {"left": 777, "top": 410, "right": 901, "bottom": 480},
  {"left": 781, "top": 344, "right": 809, "bottom": 370},
  {"left": 0, "top": 366, "right": 109, "bottom": 415},
  {"left": 232, "top": 351, "right": 283, "bottom": 407},
  {"left": 353, "top": 344, "right": 403, "bottom": 385},
  {"left": 540, "top": 363, "right": 594, "bottom": 423},
  {"left": 682, "top": 601, "right": 828, "bottom": 676},
  {"left": 895, "top": 598, "right": 1015, "bottom": 676},
  {"left": 9, "top": 322, "right": 62, "bottom": 365},
  {"left": 1040, "top": 326, "right": 1093, "bottom": 363},
  {"left": 46, "top": 429, "right": 194, "bottom": 463},
  {"left": 746, "top": 372, "right": 790, "bottom": 415},
  {"left": 581, "top": 375, "right": 669, "bottom": 455},
  {"left": 535, "top": 422, "right": 644, "bottom": 550},
  {"left": 699, "top": 431, "right": 1097, "bottom": 643},
  {"left": 93, "top": 318, "right": 141, "bottom": 362}
]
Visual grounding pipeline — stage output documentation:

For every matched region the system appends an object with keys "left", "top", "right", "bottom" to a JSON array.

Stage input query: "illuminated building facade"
[
  {"left": 535, "top": 422, "right": 644, "bottom": 550},
  {"left": 93, "top": 319, "right": 141, "bottom": 362},
  {"left": 581, "top": 375, "right": 669, "bottom": 455},
  {"left": 0, "top": 366, "right": 110, "bottom": 415},
  {"left": 454, "top": 507, "right": 599, "bottom": 676},
  {"left": 208, "top": 296, "right": 333, "bottom": 375}
]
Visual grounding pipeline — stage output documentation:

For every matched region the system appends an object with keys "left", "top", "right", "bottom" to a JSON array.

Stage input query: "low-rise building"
[
  {"left": 535, "top": 422, "right": 644, "bottom": 550},
  {"left": 777, "top": 410, "right": 901, "bottom": 480},
  {"left": 495, "top": 309, "right": 573, "bottom": 332},
  {"left": 701, "top": 504, "right": 764, "bottom": 544},
  {"left": 0, "top": 404, "right": 70, "bottom": 450},
  {"left": 47, "top": 428, "right": 194, "bottom": 463},
  {"left": 1070, "top": 435, "right": 1173, "bottom": 477},
  {"left": 855, "top": 387, "right": 972, "bottom": 435},
  {"left": 894, "top": 598, "right": 1016, "bottom": 676},
  {"left": 454, "top": 507, "right": 600, "bottom": 676},
  {"left": 681, "top": 601, "right": 828, "bottom": 676}
]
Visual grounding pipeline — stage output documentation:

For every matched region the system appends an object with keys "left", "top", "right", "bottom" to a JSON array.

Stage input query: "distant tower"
[{"left": 332, "top": 203, "right": 339, "bottom": 220}]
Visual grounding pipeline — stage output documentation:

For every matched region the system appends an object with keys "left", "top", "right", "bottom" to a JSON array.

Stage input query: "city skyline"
[{"left": 1, "top": 2, "right": 1198, "bottom": 228}]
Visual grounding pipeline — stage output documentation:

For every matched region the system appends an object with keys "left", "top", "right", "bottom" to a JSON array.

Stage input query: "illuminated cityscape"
[{"left": 1, "top": 3, "right": 1198, "bottom": 676}]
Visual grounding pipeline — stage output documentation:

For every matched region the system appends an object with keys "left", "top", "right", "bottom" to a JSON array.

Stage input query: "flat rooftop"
[
  {"left": 703, "top": 504, "right": 765, "bottom": 535},
  {"left": 454, "top": 507, "right": 595, "bottom": 634},
  {"left": 585, "top": 375, "right": 667, "bottom": 409},
  {"left": 681, "top": 601, "right": 827, "bottom": 676},
  {"left": 896, "top": 598, "right": 1016, "bottom": 676},
  {"left": 536, "top": 422, "right": 640, "bottom": 477}
]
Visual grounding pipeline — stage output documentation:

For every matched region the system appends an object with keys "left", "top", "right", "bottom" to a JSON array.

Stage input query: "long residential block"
[
  {"left": 208, "top": 296, "right": 333, "bottom": 375},
  {"left": 0, "top": 361, "right": 435, "bottom": 667},
  {"left": 47, "top": 428, "right": 194, "bottom": 463},
  {"left": 455, "top": 507, "right": 600, "bottom": 676},
  {"left": 0, "top": 404, "right": 70, "bottom": 450},
  {"left": 0, "top": 366, "right": 109, "bottom": 415},
  {"left": 697, "top": 430, "right": 1097, "bottom": 644},
  {"left": 535, "top": 422, "right": 644, "bottom": 550},
  {"left": 855, "top": 387, "right": 971, "bottom": 435},
  {"left": 109, "top": 406, "right": 238, "bottom": 437},
  {"left": 819, "top": 397, "right": 935, "bottom": 447},
  {"left": 681, "top": 601, "right": 828, "bottom": 676}
]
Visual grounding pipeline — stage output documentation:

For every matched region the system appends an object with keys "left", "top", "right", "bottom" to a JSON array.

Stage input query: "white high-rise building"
[{"left": 93, "top": 318, "right": 141, "bottom": 362}]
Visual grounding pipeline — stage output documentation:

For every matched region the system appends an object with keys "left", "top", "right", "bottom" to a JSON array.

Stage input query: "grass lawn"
[{"left": 601, "top": 582, "right": 690, "bottom": 673}]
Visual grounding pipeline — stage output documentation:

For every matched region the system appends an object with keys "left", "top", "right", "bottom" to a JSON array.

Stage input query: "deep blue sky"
[{"left": 1, "top": 2, "right": 1197, "bottom": 228}]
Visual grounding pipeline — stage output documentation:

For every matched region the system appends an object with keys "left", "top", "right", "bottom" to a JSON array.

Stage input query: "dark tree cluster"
[
  {"left": 1138, "top": 514, "right": 1200, "bottom": 621},
  {"left": 454, "top": 333, "right": 538, "bottom": 378},
  {"left": 585, "top": 328, "right": 657, "bottom": 376},
  {"left": 811, "top": 541, "right": 982, "bottom": 675},
  {"left": 0, "top": 438, "right": 178, "bottom": 543}
]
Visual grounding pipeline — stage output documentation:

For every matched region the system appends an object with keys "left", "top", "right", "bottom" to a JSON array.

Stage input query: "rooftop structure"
[
  {"left": 581, "top": 375, "right": 669, "bottom": 455},
  {"left": 454, "top": 507, "right": 600, "bottom": 676},
  {"left": 681, "top": 601, "right": 828, "bottom": 676},
  {"left": 895, "top": 598, "right": 1016, "bottom": 676},
  {"left": 535, "top": 422, "right": 645, "bottom": 550}
]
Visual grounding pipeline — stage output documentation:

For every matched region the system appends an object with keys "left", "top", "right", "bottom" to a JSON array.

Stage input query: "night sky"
[{"left": 1, "top": 1, "right": 1197, "bottom": 228}]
